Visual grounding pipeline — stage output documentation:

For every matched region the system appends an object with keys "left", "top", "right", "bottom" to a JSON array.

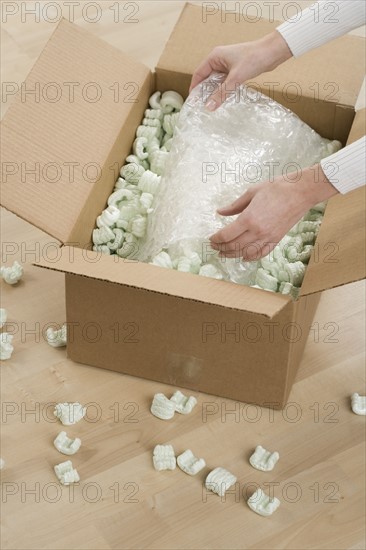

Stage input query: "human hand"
[
  {"left": 209, "top": 166, "right": 338, "bottom": 261},
  {"left": 189, "top": 31, "right": 292, "bottom": 111}
]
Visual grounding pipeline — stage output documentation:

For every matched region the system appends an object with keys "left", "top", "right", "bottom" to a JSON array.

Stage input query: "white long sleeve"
[
  {"left": 276, "top": 1, "right": 366, "bottom": 58},
  {"left": 320, "top": 137, "right": 365, "bottom": 194},
  {"left": 277, "top": 1, "right": 365, "bottom": 195}
]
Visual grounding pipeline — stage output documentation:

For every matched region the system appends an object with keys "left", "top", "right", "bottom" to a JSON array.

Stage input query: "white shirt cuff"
[
  {"left": 276, "top": 0, "right": 366, "bottom": 58},
  {"left": 320, "top": 137, "right": 366, "bottom": 194}
]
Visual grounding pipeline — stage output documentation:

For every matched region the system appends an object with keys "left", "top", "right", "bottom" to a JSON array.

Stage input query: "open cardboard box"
[{"left": 1, "top": 4, "right": 365, "bottom": 408}]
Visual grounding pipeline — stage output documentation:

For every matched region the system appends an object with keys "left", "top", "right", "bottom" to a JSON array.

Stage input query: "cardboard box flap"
[
  {"left": 33, "top": 246, "right": 291, "bottom": 318},
  {"left": 300, "top": 108, "right": 365, "bottom": 296},
  {"left": 158, "top": 3, "right": 365, "bottom": 107},
  {"left": 347, "top": 107, "right": 366, "bottom": 144},
  {"left": 0, "top": 19, "right": 150, "bottom": 244},
  {"left": 300, "top": 186, "right": 365, "bottom": 296}
]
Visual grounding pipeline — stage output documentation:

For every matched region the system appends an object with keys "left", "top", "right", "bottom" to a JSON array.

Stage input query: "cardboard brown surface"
[
  {"left": 158, "top": 3, "right": 365, "bottom": 107},
  {"left": 33, "top": 245, "right": 291, "bottom": 318},
  {"left": 65, "top": 272, "right": 295, "bottom": 408},
  {"left": 300, "top": 108, "right": 366, "bottom": 297},
  {"left": 1, "top": 9, "right": 365, "bottom": 406},
  {"left": 67, "top": 75, "right": 154, "bottom": 247},
  {"left": 347, "top": 107, "right": 366, "bottom": 144},
  {"left": 0, "top": 18, "right": 150, "bottom": 244},
  {"left": 300, "top": 186, "right": 366, "bottom": 296},
  {"left": 283, "top": 293, "right": 321, "bottom": 401}
]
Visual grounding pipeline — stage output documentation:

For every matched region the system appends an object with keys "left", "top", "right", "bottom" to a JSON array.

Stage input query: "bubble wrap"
[{"left": 138, "top": 74, "right": 341, "bottom": 285}]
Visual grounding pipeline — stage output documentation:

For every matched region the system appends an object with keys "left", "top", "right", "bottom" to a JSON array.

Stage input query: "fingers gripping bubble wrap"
[{"left": 137, "top": 74, "right": 342, "bottom": 295}]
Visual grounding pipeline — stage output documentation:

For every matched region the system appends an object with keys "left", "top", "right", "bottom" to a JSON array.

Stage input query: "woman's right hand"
[{"left": 189, "top": 31, "right": 293, "bottom": 111}]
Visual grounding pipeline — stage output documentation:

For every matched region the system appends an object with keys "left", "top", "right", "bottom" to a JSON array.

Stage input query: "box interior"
[{"left": 1, "top": 4, "right": 365, "bottom": 304}]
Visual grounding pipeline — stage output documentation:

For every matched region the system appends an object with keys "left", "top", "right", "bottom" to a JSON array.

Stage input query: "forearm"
[
  {"left": 276, "top": 0, "right": 366, "bottom": 58},
  {"left": 298, "top": 165, "right": 339, "bottom": 210},
  {"left": 256, "top": 30, "right": 293, "bottom": 71}
]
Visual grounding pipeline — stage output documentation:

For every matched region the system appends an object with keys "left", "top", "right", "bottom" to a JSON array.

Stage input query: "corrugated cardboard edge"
[
  {"left": 0, "top": 18, "right": 151, "bottom": 245},
  {"left": 157, "top": 2, "right": 365, "bottom": 108},
  {"left": 347, "top": 107, "right": 366, "bottom": 144},
  {"left": 300, "top": 107, "right": 366, "bottom": 297},
  {"left": 32, "top": 246, "right": 292, "bottom": 319}
]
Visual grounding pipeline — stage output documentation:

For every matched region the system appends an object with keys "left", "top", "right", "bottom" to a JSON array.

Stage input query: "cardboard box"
[{"left": 1, "top": 4, "right": 365, "bottom": 408}]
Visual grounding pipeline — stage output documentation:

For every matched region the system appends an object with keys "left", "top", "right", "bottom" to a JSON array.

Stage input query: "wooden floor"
[{"left": 1, "top": 2, "right": 365, "bottom": 549}]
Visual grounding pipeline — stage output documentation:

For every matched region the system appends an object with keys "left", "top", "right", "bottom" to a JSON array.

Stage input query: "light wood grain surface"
[{"left": 1, "top": 2, "right": 365, "bottom": 549}]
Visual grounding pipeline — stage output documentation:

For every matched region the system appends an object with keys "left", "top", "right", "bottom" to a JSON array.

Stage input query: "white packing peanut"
[
  {"left": 96, "top": 205, "right": 120, "bottom": 228},
  {"left": 118, "top": 203, "right": 140, "bottom": 223},
  {"left": 108, "top": 188, "right": 134, "bottom": 207},
  {"left": 116, "top": 234, "right": 138, "bottom": 258},
  {"left": 205, "top": 467, "right": 237, "bottom": 497},
  {"left": 161, "top": 136, "right": 173, "bottom": 152},
  {"left": 273, "top": 245, "right": 287, "bottom": 269},
  {"left": 137, "top": 170, "right": 161, "bottom": 194},
  {"left": 278, "top": 269, "right": 290, "bottom": 283},
  {"left": 116, "top": 221, "right": 131, "bottom": 234},
  {"left": 136, "top": 125, "right": 160, "bottom": 141},
  {"left": 124, "top": 184, "right": 145, "bottom": 196},
  {"left": 151, "top": 393, "right": 175, "bottom": 420},
  {"left": 163, "top": 112, "right": 180, "bottom": 136},
  {"left": 284, "top": 261, "right": 306, "bottom": 286},
  {"left": 150, "top": 251, "right": 173, "bottom": 269},
  {"left": 283, "top": 235, "right": 303, "bottom": 257},
  {"left": 120, "top": 163, "right": 145, "bottom": 184},
  {"left": 93, "top": 225, "right": 115, "bottom": 245},
  {"left": 149, "top": 151, "right": 169, "bottom": 177},
  {"left": 153, "top": 444, "right": 176, "bottom": 471},
  {"left": 160, "top": 90, "right": 184, "bottom": 112},
  {"left": 149, "top": 91, "right": 161, "bottom": 109},
  {"left": 304, "top": 211, "right": 323, "bottom": 222},
  {"left": 142, "top": 118, "right": 161, "bottom": 129},
  {"left": 170, "top": 390, "right": 197, "bottom": 414},
  {"left": 130, "top": 215, "right": 147, "bottom": 238},
  {"left": 145, "top": 137, "right": 160, "bottom": 157},
  {"left": 260, "top": 257, "right": 280, "bottom": 279},
  {"left": 54, "top": 402, "right": 86, "bottom": 426},
  {"left": 279, "top": 282, "right": 300, "bottom": 299},
  {"left": 286, "top": 244, "right": 313, "bottom": 263},
  {"left": 0, "top": 458, "right": 4, "bottom": 469},
  {"left": 133, "top": 137, "right": 149, "bottom": 160},
  {"left": 54, "top": 431, "right": 81, "bottom": 456},
  {"left": 177, "top": 257, "right": 192, "bottom": 273},
  {"left": 114, "top": 177, "right": 128, "bottom": 189},
  {"left": 144, "top": 108, "right": 163, "bottom": 120},
  {"left": 0, "top": 333, "right": 14, "bottom": 360},
  {"left": 0, "top": 308, "right": 7, "bottom": 328},
  {"left": 177, "top": 450, "right": 206, "bottom": 475},
  {"left": 312, "top": 202, "right": 326, "bottom": 214},
  {"left": 298, "top": 220, "right": 321, "bottom": 233},
  {"left": 54, "top": 460, "right": 80, "bottom": 485},
  {"left": 107, "top": 189, "right": 125, "bottom": 207},
  {"left": 247, "top": 488, "right": 280, "bottom": 517},
  {"left": 93, "top": 244, "right": 110, "bottom": 255},
  {"left": 249, "top": 445, "right": 280, "bottom": 472},
  {"left": 107, "top": 228, "right": 125, "bottom": 252},
  {"left": 0, "top": 261, "right": 23, "bottom": 285},
  {"left": 351, "top": 393, "right": 366, "bottom": 415},
  {"left": 139, "top": 192, "right": 154, "bottom": 212},
  {"left": 199, "top": 264, "right": 223, "bottom": 280},
  {"left": 46, "top": 324, "right": 67, "bottom": 348},
  {"left": 185, "top": 252, "right": 202, "bottom": 274},
  {"left": 300, "top": 231, "right": 316, "bottom": 244},
  {"left": 126, "top": 154, "right": 149, "bottom": 170},
  {"left": 255, "top": 268, "right": 278, "bottom": 292}
]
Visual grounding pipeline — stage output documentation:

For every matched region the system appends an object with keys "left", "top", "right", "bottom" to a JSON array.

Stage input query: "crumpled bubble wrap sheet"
[{"left": 138, "top": 73, "right": 341, "bottom": 285}]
